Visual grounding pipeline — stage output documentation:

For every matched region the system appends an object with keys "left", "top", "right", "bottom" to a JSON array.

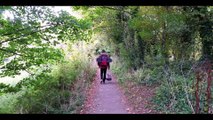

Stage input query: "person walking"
[{"left": 96, "top": 50, "right": 112, "bottom": 84}]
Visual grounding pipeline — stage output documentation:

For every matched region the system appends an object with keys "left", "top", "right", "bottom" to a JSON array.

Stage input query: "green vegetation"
[
  {"left": 75, "top": 6, "right": 212, "bottom": 114},
  {"left": 0, "top": 6, "right": 95, "bottom": 113},
  {"left": 0, "top": 6, "right": 212, "bottom": 114}
]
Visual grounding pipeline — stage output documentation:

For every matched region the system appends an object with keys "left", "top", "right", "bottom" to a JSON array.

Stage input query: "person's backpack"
[{"left": 100, "top": 54, "right": 108, "bottom": 68}]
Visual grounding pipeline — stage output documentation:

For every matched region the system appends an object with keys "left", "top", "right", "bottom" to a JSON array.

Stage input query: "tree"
[{"left": 0, "top": 6, "right": 92, "bottom": 77}]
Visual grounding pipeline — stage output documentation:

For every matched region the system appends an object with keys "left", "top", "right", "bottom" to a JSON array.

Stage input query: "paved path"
[{"left": 82, "top": 67, "right": 131, "bottom": 114}]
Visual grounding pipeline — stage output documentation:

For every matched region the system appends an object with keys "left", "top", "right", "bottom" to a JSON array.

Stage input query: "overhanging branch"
[
  {"left": 0, "top": 48, "right": 24, "bottom": 57},
  {"left": 99, "top": 6, "right": 133, "bottom": 15},
  {"left": 0, "top": 23, "right": 58, "bottom": 45}
]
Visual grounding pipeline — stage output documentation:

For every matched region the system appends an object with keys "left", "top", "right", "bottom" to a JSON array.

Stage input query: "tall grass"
[{"left": 0, "top": 41, "right": 96, "bottom": 114}]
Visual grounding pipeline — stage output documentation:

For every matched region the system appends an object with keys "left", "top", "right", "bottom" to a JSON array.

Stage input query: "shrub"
[{"left": 152, "top": 73, "right": 195, "bottom": 113}]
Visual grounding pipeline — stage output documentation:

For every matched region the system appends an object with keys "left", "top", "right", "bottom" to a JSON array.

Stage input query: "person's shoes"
[
  {"left": 100, "top": 81, "right": 103, "bottom": 84},
  {"left": 103, "top": 81, "right": 105, "bottom": 84}
]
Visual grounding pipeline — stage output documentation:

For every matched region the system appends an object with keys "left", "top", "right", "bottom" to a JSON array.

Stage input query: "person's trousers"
[{"left": 100, "top": 68, "right": 107, "bottom": 83}]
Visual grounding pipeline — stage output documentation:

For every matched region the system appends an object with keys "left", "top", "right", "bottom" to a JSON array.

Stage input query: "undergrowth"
[
  {"left": 0, "top": 42, "right": 96, "bottom": 114},
  {"left": 111, "top": 54, "right": 212, "bottom": 114}
]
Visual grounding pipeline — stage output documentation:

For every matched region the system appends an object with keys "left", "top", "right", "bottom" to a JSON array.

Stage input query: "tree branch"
[
  {"left": 24, "top": 69, "right": 35, "bottom": 76},
  {"left": 0, "top": 23, "right": 58, "bottom": 45},
  {"left": 1, "top": 24, "right": 45, "bottom": 37},
  {"left": 99, "top": 6, "right": 133, "bottom": 15},
  {"left": 0, "top": 48, "right": 23, "bottom": 57}
]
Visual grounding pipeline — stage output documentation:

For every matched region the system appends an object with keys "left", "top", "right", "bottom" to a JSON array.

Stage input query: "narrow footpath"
[{"left": 81, "top": 62, "right": 132, "bottom": 114}]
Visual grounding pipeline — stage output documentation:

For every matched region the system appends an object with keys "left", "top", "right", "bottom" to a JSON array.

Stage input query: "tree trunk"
[
  {"left": 161, "top": 21, "right": 169, "bottom": 65},
  {"left": 137, "top": 32, "right": 145, "bottom": 66}
]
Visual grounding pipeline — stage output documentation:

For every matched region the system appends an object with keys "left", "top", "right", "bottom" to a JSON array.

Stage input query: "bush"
[
  {"left": 0, "top": 39, "right": 97, "bottom": 114},
  {"left": 112, "top": 55, "right": 200, "bottom": 114},
  {"left": 111, "top": 56, "right": 130, "bottom": 84},
  {"left": 0, "top": 91, "right": 24, "bottom": 113},
  {"left": 0, "top": 53, "right": 96, "bottom": 114},
  {"left": 13, "top": 57, "right": 96, "bottom": 113},
  {"left": 152, "top": 73, "right": 195, "bottom": 113}
]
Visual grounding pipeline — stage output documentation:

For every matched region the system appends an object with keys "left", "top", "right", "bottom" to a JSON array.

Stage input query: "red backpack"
[{"left": 100, "top": 54, "right": 108, "bottom": 68}]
